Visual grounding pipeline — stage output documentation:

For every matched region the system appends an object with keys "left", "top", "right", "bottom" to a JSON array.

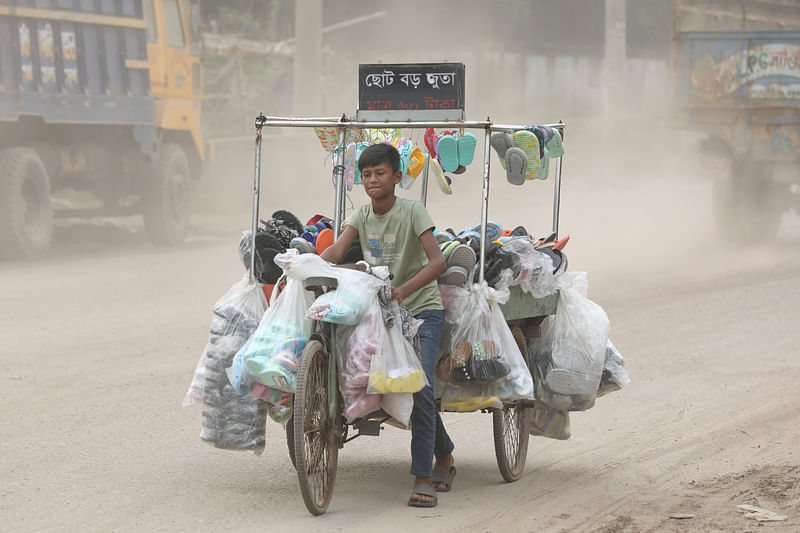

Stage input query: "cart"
[{"left": 248, "top": 85, "right": 566, "bottom": 515}]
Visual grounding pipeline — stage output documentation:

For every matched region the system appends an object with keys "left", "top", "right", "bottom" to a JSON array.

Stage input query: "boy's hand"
[{"left": 391, "top": 285, "right": 410, "bottom": 303}]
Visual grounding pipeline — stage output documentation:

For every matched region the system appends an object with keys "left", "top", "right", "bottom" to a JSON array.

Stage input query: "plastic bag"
[
  {"left": 183, "top": 275, "right": 269, "bottom": 453},
  {"left": 336, "top": 300, "right": 384, "bottom": 422},
  {"left": 528, "top": 403, "right": 571, "bottom": 440},
  {"left": 307, "top": 280, "right": 372, "bottom": 325},
  {"left": 436, "top": 283, "right": 534, "bottom": 410},
  {"left": 380, "top": 392, "right": 414, "bottom": 428},
  {"left": 368, "top": 300, "right": 426, "bottom": 394},
  {"left": 437, "top": 283, "right": 510, "bottom": 384},
  {"left": 597, "top": 339, "right": 630, "bottom": 397},
  {"left": 533, "top": 272, "right": 609, "bottom": 411},
  {"left": 237, "top": 276, "right": 313, "bottom": 393}
]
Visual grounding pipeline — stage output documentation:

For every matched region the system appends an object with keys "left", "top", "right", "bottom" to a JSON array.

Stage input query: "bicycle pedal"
[{"left": 354, "top": 419, "right": 381, "bottom": 436}]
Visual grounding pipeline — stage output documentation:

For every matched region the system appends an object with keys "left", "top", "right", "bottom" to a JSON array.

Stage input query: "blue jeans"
[{"left": 410, "top": 309, "right": 454, "bottom": 477}]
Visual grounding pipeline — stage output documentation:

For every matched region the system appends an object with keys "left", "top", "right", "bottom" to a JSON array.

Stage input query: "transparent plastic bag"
[
  {"left": 368, "top": 300, "right": 426, "bottom": 394},
  {"left": 533, "top": 272, "right": 609, "bottom": 411},
  {"left": 336, "top": 300, "right": 384, "bottom": 422},
  {"left": 437, "top": 283, "right": 510, "bottom": 385},
  {"left": 597, "top": 339, "right": 630, "bottom": 397},
  {"left": 183, "top": 275, "right": 269, "bottom": 453},
  {"left": 238, "top": 276, "right": 313, "bottom": 393},
  {"left": 528, "top": 403, "right": 571, "bottom": 440},
  {"left": 183, "top": 275, "right": 266, "bottom": 407},
  {"left": 436, "top": 283, "right": 533, "bottom": 410}
]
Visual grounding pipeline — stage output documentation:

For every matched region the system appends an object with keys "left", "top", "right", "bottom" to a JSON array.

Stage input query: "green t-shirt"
[{"left": 345, "top": 197, "right": 443, "bottom": 315}]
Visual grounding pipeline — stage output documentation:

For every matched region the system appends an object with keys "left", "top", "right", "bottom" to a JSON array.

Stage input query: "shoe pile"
[{"left": 434, "top": 221, "right": 568, "bottom": 294}]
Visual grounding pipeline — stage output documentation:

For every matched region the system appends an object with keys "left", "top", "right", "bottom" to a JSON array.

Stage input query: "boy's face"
[{"left": 361, "top": 162, "right": 401, "bottom": 200}]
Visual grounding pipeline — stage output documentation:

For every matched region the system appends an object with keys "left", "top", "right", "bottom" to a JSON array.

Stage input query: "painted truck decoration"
[
  {"left": 0, "top": 0, "right": 207, "bottom": 259},
  {"left": 675, "top": 26, "right": 800, "bottom": 241}
]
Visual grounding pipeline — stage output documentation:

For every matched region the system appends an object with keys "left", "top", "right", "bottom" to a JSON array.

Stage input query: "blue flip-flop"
[
  {"left": 456, "top": 132, "right": 477, "bottom": 166},
  {"left": 436, "top": 134, "right": 460, "bottom": 172}
]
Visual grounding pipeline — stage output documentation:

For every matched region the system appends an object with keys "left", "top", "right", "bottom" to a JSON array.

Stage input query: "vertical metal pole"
[
  {"left": 552, "top": 156, "right": 563, "bottom": 238},
  {"left": 250, "top": 115, "right": 266, "bottom": 283},
  {"left": 478, "top": 126, "right": 491, "bottom": 284},
  {"left": 419, "top": 153, "right": 430, "bottom": 207},
  {"left": 332, "top": 125, "right": 347, "bottom": 240}
]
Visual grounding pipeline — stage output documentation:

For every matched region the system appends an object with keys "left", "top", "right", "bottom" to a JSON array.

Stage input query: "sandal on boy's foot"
[
  {"left": 430, "top": 158, "right": 452, "bottom": 195},
  {"left": 436, "top": 134, "right": 459, "bottom": 172},
  {"left": 504, "top": 146, "right": 528, "bottom": 185},
  {"left": 513, "top": 130, "right": 541, "bottom": 180},
  {"left": 432, "top": 466, "right": 457, "bottom": 492},
  {"left": 456, "top": 132, "right": 477, "bottom": 166},
  {"left": 490, "top": 132, "right": 514, "bottom": 168},
  {"left": 408, "top": 483, "right": 437, "bottom": 507}
]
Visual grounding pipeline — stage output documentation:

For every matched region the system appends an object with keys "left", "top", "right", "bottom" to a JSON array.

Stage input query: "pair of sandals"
[
  {"left": 409, "top": 466, "right": 457, "bottom": 508},
  {"left": 436, "top": 338, "right": 511, "bottom": 384},
  {"left": 491, "top": 126, "right": 564, "bottom": 185}
]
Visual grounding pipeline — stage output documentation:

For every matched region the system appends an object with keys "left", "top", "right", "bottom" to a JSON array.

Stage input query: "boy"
[{"left": 321, "top": 143, "right": 456, "bottom": 508}]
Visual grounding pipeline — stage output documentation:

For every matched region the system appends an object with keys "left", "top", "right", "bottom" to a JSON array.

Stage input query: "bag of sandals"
[
  {"left": 235, "top": 252, "right": 314, "bottom": 409},
  {"left": 436, "top": 282, "right": 533, "bottom": 411},
  {"left": 182, "top": 275, "right": 269, "bottom": 452},
  {"left": 532, "top": 271, "right": 609, "bottom": 412}
]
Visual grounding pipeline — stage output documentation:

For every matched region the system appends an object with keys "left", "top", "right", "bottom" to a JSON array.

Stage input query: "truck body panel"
[
  {"left": 0, "top": 0, "right": 155, "bottom": 125},
  {"left": 672, "top": 0, "right": 800, "bottom": 240}
]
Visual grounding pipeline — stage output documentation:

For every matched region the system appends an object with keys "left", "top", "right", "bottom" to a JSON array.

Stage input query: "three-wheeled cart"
[{"left": 247, "top": 71, "right": 566, "bottom": 515}]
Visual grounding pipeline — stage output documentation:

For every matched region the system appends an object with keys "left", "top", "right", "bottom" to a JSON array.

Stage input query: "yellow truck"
[{"left": 0, "top": 0, "right": 209, "bottom": 258}]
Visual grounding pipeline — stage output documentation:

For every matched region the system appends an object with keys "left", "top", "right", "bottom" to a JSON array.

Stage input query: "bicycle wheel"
[
  {"left": 293, "top": 339, "right": 338, "bottom": 515},
  {"left": 285, "top": 412, "right": 296, "bottom": 469},
  {"left": 492, "top": 403, "right": 530, "bottom": 482}
]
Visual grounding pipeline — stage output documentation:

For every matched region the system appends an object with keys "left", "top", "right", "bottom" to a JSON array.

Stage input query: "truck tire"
[
  {"left": 0, "top": 147, "right": 53, "bottom": 259},
  {"left": 142, "top": 143, "right": 191, "bottom": 245}
]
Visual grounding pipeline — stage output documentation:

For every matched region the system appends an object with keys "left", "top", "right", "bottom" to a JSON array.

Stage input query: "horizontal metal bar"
[
  {"left": 254, "top": 116, "right": 566, "bottom": 131},
  {"left": 491, "top": 122, "right": 566, "bottom": 132},
  {"left": 255, "top": 116, "right": 491, "bottom": 129}
]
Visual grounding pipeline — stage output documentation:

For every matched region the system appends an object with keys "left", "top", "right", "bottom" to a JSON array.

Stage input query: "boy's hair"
[{"left": 358, "top": 143, "right": 400, "bottom": 173}]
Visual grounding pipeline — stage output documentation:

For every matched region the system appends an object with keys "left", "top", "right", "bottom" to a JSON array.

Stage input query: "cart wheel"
[
  {"left": 492, "top": 403, "right": 530, "bottom": 482},
  {"left": 285, "top": 411, "right": 296, "bottom": 469},
  {"left": 293, "top": 340, "right": 338, "bottom": 515}
]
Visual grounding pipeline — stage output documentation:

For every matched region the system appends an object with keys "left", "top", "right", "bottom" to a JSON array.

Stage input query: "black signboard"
[{"left": 357, "top": 63, "right": 465, "bottom": 120}]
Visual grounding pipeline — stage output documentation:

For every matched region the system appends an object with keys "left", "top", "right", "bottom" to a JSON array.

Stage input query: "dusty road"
[{"left": 2, "top": 131, "right": 800, "bottom": 532}]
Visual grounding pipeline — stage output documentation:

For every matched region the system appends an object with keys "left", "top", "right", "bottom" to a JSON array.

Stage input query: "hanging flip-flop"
[
  {"left": 513, "top": 130, "right": 541, "bottom": 180},
  {"left": 490, "top": 132, "right": 514, "bottom": 169},
  {"left": 436, "top": 134, "right": 459, "bottom": 172},
  {"left": 456, "top": 132, "right": 477, "bottom": 167},
  {"left": 430, "top": 157, "right": 452, "bottom": 195},
  {"left": 504, "top": 146, "right": 528, "bottom": 185}
]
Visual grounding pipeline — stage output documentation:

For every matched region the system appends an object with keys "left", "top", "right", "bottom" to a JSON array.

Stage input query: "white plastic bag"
[
  {"left": 238, "top": 274, "right": 313, "bottom": 393},
  {"left": 597, "top": 339, "right": 631, "bottom": 397},
  {"left": 436, "top": 282, "right": 533, "bottom": 410},
  {"left": 367, "top": 300, "right": 426, "bottom": 394},
  {"left": 183, "top": 275, "right": 266, "bottom": 407},
  {"left": 533, "top": 272, "right": 609, "bottom": 411},
  {"left": 336, "top": 300, "right": 384, "bottom": 422},
  {"left": 183, "top": 275, "right": 269, "bottom": 453}
]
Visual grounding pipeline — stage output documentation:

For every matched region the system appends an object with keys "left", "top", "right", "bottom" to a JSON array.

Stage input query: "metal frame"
[{"left": 250, "top": 113, "right": 565, "bottom": 284}]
